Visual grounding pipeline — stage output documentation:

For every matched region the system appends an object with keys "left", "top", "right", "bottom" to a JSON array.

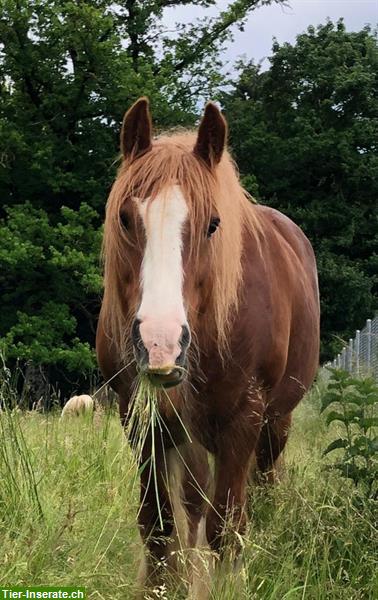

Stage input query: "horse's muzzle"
[
  {"left": 131, "top": 319, "right": 190, "bottom": 388},
  {"left": 146, "top": 366, "right": 185, "bottom": 388}
]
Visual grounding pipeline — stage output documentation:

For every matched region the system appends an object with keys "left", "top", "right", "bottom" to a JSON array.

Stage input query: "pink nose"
[{"left": 139, "top": 319, "right": 183, "bottom": 370}]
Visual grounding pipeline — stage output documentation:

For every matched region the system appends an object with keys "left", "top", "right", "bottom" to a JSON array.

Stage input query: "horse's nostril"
[
  {"left": 131, "top": 318, "right": 149, "bottom": 367},
  {"left": 131, "top": 318, "right": 142, "bottom": 342},
  {"left": 180, "top": 324, "right": 191, "bottom": 347}
]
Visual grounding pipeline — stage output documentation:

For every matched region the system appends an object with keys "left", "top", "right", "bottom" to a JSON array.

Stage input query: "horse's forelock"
[{"left": 101, "top": 132, "right": 261, "bottom": 359}]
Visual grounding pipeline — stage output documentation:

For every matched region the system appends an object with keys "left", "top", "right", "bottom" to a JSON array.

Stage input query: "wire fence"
[{"left": 329, "top": 315, "right": 378, "bottom": 380}]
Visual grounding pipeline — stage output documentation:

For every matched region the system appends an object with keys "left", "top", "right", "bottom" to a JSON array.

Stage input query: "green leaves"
[
  {"left": 323, "top": 438, "right": 348, "bottom": 456},
  {"left": 320, "top": 370, "right": 378, "bottom": 498},
  {"left": 0, "top": 303, "right": 96, "bottom": 370},
  {"left": 0, "top": 203, "right": 102, "bottom": 373},
  {"left": 325, "top": 410, "right": 361, "bottom": 427}
]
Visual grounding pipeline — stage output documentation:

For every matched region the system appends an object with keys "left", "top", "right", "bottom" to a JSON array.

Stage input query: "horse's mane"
[{"left": 101, "top": 131, "right": 262, "bottom": 361}]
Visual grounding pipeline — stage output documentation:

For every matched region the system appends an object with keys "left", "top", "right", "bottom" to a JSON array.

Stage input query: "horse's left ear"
[
  {"left": 121, "top": 97, "right": 152, "bottom": 160},
  {"left": 193, "top": 102, "right": 227, "bottom": 168}
]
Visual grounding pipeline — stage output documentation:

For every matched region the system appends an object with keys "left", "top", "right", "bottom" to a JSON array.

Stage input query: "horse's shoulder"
[
  {"left": 255, "top": 204, "right": 315, "bottom": 261},
  {"left": 255, "top": 204, "right": 302, "bottom": 236}
]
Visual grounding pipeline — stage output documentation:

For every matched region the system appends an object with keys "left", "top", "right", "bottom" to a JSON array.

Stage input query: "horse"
[
  {"left": 96, "top": 97, "right": 320, "bottom": 597},
  {"left": 61, "top": 394, "right": 94, "bottom": 417}
]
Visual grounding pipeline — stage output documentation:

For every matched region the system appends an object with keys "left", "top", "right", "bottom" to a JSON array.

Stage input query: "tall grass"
[{"left": 0, "top": 376, "right": 376, "bottom": 598}]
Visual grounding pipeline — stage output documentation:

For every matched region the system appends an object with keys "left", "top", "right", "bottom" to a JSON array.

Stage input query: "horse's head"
[{"left": 103, "top": 98, "right": 249, "bottom": 388}]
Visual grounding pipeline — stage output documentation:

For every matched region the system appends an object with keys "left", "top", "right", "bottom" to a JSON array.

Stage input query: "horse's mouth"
[{"left": 146, "top": 367, "right": 184, "bottom": 388}]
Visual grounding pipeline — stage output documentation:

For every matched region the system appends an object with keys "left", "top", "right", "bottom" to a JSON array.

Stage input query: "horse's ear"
[
  {"left": 193, "top": 102, "right": 227, "bottom": 168},
  {"left": 121, "top": 97, "right": 152, "bottom": 160}
]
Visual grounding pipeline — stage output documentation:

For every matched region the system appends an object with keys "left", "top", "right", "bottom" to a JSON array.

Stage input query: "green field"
[{"left": 0, "top": 385, "right": 376, "bottom": 599}]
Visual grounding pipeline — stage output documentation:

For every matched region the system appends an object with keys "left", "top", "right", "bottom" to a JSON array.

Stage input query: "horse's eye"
[
  {"left": 120, "top": 212, "right": 129, "bottom": 230},
  {"left": 207, "top": 217, "right": 220, "bottom": 238}
]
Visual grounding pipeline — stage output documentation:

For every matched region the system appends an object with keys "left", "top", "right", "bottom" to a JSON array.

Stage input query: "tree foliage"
[
  {"left": 0, "top": 202, "right": 102, "bottom": 374},
  {"left": 222, "top": 21, "right": 378, "bottom": 359}
]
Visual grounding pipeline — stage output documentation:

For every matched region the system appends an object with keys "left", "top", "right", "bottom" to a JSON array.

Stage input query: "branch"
[
  {"left": 11, "top": 22, "right": 42, "bottom": 109},
  {"left": 125, "top": 0, "right": 140, "bottom": 70},
  {"left": 157, "top": 0, "right": 286, "bottom": 75},
  {"left": 156, "top": 1, "right": 218, "bottom": 7}
]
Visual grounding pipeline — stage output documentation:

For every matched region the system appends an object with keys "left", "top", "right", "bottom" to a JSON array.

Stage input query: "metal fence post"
[
  {"left": 328, "top": 316, "right": 377, "bottom": 380},
  {"left": 366, "top": 318, "right": 372, "bottom": 370},
  {"left": 348, "top": 338, "right": 353, "bottom": 372},
  {"left": 355, "top": 330, "right": 360, "bottom": 375}
]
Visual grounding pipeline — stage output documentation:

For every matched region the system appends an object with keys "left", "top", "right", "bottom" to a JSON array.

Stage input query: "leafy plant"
[{"left": 321, "top": 369, "right": 378, "bottom": 498}]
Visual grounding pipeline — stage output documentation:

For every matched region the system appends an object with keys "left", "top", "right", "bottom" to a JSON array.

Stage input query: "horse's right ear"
[{"left": 121, "top": 97, "right": 152, "bottom": 160}]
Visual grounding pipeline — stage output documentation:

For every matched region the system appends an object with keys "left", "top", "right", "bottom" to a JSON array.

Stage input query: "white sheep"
[{"left": 61, "top": 394, "right": 94, "bottom": 417}]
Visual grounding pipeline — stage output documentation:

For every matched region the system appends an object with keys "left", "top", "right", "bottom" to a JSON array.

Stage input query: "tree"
[
  {"left": 0, "top": 0, "right": 283, "bottom": 393},
  {"left": 0, "top": 202, "right": 101, "bottom": 370},
  {"left": 222, "top": 21, "right": 378, "bottom": 359}
]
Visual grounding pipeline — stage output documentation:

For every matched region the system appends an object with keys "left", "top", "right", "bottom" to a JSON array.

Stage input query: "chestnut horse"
[{"left": 96, "top": 98, "right": 320, "bottom": 596}]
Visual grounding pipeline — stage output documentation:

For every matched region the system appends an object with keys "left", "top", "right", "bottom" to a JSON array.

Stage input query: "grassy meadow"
[{"left": 0, "top": 382, "right": 377, "bottom": 599}]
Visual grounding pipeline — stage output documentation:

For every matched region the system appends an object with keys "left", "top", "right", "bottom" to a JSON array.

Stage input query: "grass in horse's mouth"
[
  {"left": 146, "top": 367, "right": 184, "bottom": 388},
  {"left": 126, "top": 375, "right": 163, "bottom": 526},
  {"left": 127, "top": 370, "right": 216, "bottom": 559},
  {"left": 126, "top": 372, "right": 191, "bottom": 530},
  {"left": 137, "top": 364, "right": 187, "bottom": 388}
]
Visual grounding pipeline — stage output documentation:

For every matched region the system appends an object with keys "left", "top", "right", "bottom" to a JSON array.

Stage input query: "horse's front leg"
[
  {"left": 206, "top": 408, "right": 263, "bottom": 557},
  {"left": 137, "top": 436, "right": 175, "bottom": 592}
]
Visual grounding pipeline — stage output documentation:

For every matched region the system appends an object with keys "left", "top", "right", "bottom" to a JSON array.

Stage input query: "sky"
[{"left": 163, "top": 0, "right": 377, "bottom": 70}]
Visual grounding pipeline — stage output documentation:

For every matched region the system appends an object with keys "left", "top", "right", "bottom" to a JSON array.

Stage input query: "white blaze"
[{"left": 137, "top": 185, "right": 188, "bottom": 323}]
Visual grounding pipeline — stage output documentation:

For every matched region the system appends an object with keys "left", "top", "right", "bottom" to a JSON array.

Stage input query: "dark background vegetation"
[{"left": 0, "top": 1, "right": 377, "bottom": 396}]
